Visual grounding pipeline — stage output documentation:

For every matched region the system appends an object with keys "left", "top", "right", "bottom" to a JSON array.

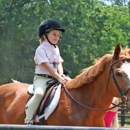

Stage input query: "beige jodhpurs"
[{"left": 24, "top": 75, "right": 51, "bottom": 123}]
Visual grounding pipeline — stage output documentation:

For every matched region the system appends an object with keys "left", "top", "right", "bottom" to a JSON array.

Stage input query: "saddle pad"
[
  {"left": 36, "top": 84, "right": 62, "bottom": 121},
  {"left": 27, "top": 84, "right": 34, "bottom": 95}
]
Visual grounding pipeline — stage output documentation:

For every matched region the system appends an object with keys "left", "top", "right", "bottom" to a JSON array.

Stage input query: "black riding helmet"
[{"left": 38, "top": 19, "right": 65, "bottom": 47}]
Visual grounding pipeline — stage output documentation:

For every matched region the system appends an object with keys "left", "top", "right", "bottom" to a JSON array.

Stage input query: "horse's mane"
[
  {"left": 66, "top": 47, "right": 130, "bottom": 89},
  {"left": 120, "top": 48, "right": 130, "bottom": 57},
  {"left": 66, "top": 54, "right": 112, "bottom": 89}
]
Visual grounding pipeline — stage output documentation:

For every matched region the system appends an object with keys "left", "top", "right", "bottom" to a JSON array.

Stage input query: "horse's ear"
[{"left": 112, "top": 43, "right": 122, "bottom": 60}]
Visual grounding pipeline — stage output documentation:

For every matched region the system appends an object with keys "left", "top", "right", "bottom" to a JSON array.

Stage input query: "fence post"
[{"left": 120, "top": 108, "right": 125, "bottom": 126}]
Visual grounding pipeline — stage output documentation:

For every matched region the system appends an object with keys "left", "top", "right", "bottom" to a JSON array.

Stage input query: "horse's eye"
[{"left": 116, "top": 70, "right": 122, "bottom": 77}]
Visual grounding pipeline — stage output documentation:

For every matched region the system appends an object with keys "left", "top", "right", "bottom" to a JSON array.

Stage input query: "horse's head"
[{"left": 111, "top": 43, "right": 130, "bottom": 109}]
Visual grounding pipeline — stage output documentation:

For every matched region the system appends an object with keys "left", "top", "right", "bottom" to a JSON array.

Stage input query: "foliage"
[{"left": 0, "top": 0, "right": 130, "bottom": 84}]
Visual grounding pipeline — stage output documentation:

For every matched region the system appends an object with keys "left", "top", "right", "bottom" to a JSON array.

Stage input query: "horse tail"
[
  {"left": 11, "top": 79, "right": 21, "bottom": 83},
  {"left": 111, "top": 113, "right": 119, "bottom": 128}
]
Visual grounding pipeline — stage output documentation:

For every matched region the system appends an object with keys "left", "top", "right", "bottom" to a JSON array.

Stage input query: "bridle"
[
  {"left": 111, "top": 58, "right": 130, "bottom": 97},
  {"left": 110, "top": 58, "right": 130, "bottom": 108},
  {"left": 63, "top": 57, "right": 130, "bottom": 111}
]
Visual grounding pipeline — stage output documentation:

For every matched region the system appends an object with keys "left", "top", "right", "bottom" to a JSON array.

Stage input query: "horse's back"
[{"left": 0, "top": 82, "right": 29, "bottom": 124}]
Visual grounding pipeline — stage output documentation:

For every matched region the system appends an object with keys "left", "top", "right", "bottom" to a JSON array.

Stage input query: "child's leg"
[{"left": 25, "top": 76, "right": 50, "bottom": 124}]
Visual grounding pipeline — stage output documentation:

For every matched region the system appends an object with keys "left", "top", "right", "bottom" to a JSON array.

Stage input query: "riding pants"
[{"left": 24, "top": 75, "right": 51, "bottom": 124}]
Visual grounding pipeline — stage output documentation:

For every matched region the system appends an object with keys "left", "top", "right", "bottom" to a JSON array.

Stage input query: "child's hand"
[
  {"left": 62, "top": 75, "right": 71, "bottom": 81},
  {"left": 58, "top": 75, "right": 67, "bottom": 84}
]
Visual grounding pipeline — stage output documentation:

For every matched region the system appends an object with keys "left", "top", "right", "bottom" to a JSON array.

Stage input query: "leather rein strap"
[
  {"left": 62, "top": 85, "right": 121, "bottom": 111},
  {"left": 62, "top": 58, "right": 130, "bottom": 111}
]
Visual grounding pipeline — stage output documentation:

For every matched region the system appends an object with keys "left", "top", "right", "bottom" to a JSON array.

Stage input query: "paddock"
[{"left": 0, "top": 125, "right": 128, "bottom": 130}]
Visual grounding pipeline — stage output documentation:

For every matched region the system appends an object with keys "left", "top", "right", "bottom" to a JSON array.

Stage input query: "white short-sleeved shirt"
[{"left": 34, "top": 41, "right": 63, "bottom": 75}]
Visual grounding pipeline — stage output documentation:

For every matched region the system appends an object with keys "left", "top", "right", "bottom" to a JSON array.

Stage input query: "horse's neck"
[
  {"left": 63, "top": 85, "right": 110, "bottom": 126},
  {"left": 53, "top": 84, "right": 113, "bottom": 126},
  {"left": 71, "top": 82, "right": 113, "bottom": 111}
]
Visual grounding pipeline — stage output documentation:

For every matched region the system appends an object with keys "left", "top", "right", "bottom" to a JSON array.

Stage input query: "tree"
[
  {"left": 0, "top": 0, "right": 130, "bottom": 84},
  {"left": 99, "top": 0, "right": 129, "bottom": 6}
]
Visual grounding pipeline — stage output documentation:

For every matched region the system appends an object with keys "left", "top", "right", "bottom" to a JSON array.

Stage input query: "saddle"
[{"left": 26, "top": 79, "right": 62, "bottom": 124}]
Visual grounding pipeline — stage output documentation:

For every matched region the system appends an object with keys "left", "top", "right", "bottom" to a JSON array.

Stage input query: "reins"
[
  {"left": 62, "top": 57, "right": 130, "bottom": 111},
  {"left": 62, "top": 85, "right": 122, "bottom": 111}
]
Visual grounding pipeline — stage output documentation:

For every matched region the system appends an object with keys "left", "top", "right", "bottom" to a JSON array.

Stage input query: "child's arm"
[
  {"left": 57, "top": 63, "right": 64, "bottom": 76},
  {"left": 41, "top": 62, "right": 66, "bottom": 84}
]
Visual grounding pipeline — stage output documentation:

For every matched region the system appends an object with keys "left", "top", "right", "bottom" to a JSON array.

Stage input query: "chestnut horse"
[{"left": 0, "top": 43, "right": 130, "bottom": 127}]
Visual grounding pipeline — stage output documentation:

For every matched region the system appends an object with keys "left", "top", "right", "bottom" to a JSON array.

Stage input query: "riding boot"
[{"left": 24, "top": 119, "right": 34, "bottom": 125}]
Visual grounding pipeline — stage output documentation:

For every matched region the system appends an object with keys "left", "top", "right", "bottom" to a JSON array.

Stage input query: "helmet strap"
[{"left": 45, "top": 34, "right": 57, "bottom": 48}]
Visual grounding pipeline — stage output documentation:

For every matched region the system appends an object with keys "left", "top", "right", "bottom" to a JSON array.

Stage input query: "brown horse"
[{"left": 1, "top": 43, "right": 130, "bottom": 127}]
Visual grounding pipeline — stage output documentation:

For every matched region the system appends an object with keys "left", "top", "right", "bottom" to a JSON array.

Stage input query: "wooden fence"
[{"left": 118, "top": 108, "right": 130, "bottom": 127}]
